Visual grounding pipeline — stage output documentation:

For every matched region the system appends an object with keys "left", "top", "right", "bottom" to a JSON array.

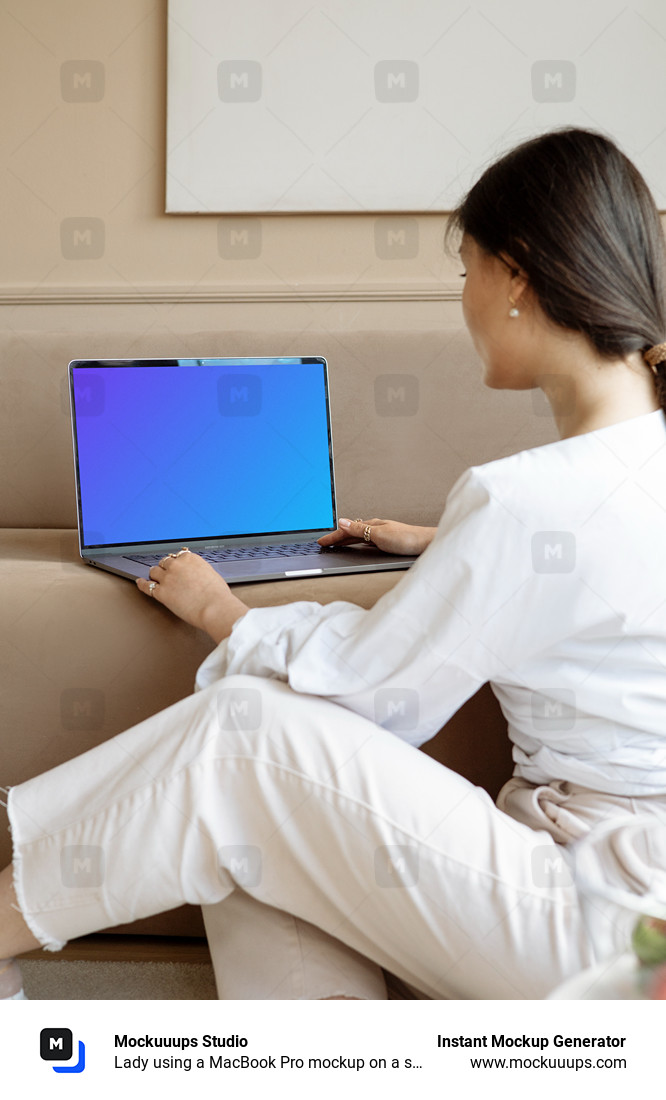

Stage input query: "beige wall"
[
  {"left": 2, "top": 0, "right": 663, "bottom": 303},
  {"left": 3, "top": 0, "right": 666, "bottom": 303},
  {"left": 0, "top": 0, "right": 459, "bottom": 299},
  {"left": 1, "top": 0, "right": 664, "bottom": 533}
]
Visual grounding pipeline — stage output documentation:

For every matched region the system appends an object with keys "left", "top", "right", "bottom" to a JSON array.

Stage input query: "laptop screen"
[{"left": 70, "top": 357, "right": 336, "bottom": 549}]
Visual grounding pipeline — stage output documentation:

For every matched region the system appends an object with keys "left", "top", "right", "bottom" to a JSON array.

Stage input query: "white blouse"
[{"left": 195, "top": 408, "right": 666, "bottom": 797}]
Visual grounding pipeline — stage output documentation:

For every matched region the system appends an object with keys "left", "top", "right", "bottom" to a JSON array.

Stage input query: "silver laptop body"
[{"left": 68, "top": 356, "right": 418, "bottom": 585}]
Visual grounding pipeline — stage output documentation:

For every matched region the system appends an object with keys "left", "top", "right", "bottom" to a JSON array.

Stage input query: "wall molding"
[{"left": 0, "top": 283, "right": 463, "bottom": 307}]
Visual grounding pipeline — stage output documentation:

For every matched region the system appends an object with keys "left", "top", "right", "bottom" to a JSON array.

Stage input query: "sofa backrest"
[{"left": 1, "top": 325, "right": 558, "bottom": 530}]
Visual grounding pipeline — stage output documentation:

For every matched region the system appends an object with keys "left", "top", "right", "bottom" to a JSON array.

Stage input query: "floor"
[
  {"left": 19, "top": 935, "right": 218, "bottom": 999},
  {"left": 17, "top": 935, "right": 416, "bottom": 999}
]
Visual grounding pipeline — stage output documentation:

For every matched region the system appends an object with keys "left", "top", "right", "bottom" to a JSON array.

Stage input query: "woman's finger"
[
  {"left": 337, "top": 519, "right": 378, "bottom": 541},
  {"left": 136, "top": 576, "right": 160, "bottom": 599},
  {"left": 318, "top": 534, "right": 364, "bottom": 547},
  {"left": 318, "top": 519, "right": 378, "bottom": 545},
  {"left": 318, "top": 528, "right": 354, "bottom": 544}
]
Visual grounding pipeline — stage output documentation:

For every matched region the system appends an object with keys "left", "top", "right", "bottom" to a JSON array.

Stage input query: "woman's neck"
[{"left": 541, "top": 353, "right": 661, "bottom": 440}]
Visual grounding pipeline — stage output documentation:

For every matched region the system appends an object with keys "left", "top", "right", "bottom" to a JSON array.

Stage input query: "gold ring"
[
  {"left": 363, "top": 525, "right": 372, "bottom": 543},
  {"left": 163, "top": 548, "right": 189, "bottom": 566},
  {"left": 355, "top": 518, "right": 363, "bottom": 522},
  {"left": 148, "top": 581, "right": 157, "bottom": 595}
]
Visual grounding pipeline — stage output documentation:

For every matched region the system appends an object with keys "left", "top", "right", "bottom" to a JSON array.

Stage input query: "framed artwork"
[{"left": 167, "top": 0, "right": 666, "bottom": 213}]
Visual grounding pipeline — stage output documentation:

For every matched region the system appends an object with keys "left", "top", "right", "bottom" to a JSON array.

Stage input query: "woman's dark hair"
[{"left": 444, "top": 127, "right": 666, "bottom": 410}]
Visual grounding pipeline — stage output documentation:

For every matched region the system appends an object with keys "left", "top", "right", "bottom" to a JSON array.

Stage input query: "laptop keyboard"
[{"left": 125, "top": 540, "right": 341, "bottom": 566}]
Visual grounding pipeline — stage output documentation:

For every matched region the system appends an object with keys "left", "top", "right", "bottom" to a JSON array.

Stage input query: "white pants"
[{"left": 6, "top": 674, "right": 666, "bottom": 999}]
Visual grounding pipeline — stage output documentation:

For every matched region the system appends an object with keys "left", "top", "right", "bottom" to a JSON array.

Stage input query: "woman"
[{"left": 2, "top": 126, "right": 666, "bottom": 1001}]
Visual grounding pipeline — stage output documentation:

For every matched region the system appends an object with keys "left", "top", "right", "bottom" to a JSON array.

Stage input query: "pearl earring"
[{"left": 508, "top": 296, "right": 520, "bottom": 318}]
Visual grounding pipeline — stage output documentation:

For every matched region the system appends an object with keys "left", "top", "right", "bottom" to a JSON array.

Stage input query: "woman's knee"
[
  {"left": 203, "top": 673, "right": 383, "bottom": 775},
  {"left": 194, "top": 675, "right": 306, "bottom": 771}
]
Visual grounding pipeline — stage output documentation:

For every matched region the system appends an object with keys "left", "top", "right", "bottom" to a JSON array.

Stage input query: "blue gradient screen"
[{"left": 71, "top": 359, "right": 335, "bottom": 547}]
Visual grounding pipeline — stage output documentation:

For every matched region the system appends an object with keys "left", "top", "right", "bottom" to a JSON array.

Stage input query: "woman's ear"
[
  {"left": 511, "top": 267, "right": 530, "bottom": 307},
  {"left": 498, "top": 249, "right": 530, "bottom": 306}
]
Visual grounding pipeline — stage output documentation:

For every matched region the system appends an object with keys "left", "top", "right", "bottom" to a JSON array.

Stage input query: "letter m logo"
[
  {"left": 73, "top": 229, "right": 92, "bottom": 247},
  {"left": 543, "top": 701, "right": 563, "bottom": 717}
]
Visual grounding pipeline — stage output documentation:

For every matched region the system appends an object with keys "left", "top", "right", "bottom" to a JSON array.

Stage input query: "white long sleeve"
[
  {"left": 194, "top": 465, "right": 576, "bottom": 747},
  {"left": 195, "top": 409, "right": 666, "bottom": 794}
]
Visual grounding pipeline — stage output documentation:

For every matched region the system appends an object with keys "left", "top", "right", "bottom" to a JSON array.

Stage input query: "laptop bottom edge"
[{"left": 85, "top": 552, "right": 417, "bottom": 586}]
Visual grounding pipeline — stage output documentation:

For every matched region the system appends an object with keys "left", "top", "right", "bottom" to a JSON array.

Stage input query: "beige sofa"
[{"left": 0, "top": 326, "right": 556, "bottom": 940}]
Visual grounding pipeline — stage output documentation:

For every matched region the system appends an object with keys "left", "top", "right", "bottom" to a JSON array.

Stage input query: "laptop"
[{"left": 68, "top": 356, "right": 419, "bottom": 585}]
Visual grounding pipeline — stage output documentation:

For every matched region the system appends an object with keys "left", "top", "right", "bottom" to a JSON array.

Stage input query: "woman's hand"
[
  {"left": 317, "top": 518, "right": 436, "bottom": 557},
  {"left": 136, "top": 549, "right": 249, "bottom": 644}
]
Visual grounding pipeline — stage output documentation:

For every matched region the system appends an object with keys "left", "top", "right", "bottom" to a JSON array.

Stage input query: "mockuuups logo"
[{"left": 531, "top": 531, "right": 576, "bottom": 573}]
